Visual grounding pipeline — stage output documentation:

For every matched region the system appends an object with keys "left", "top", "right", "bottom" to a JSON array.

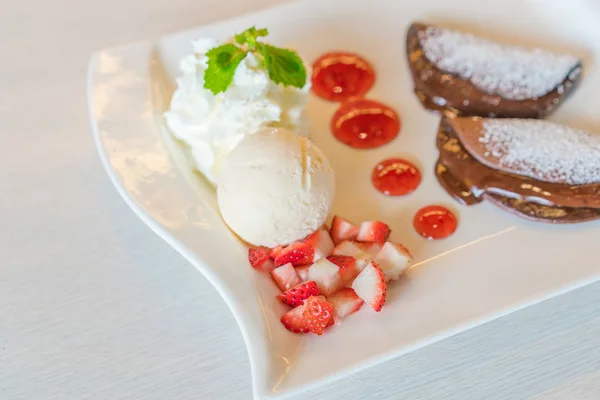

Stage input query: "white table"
[{"left": 3, "top": 0, "right": 600, "bottom": 398}]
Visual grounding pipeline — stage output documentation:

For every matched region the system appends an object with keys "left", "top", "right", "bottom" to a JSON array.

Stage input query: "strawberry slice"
[
  {"left": 280, "top": 303, "right": 310, "bottom": 334},
  {"left": 355, "top": 241, "right": 384, "bottom": 257},
  {"left": 372, "top": 242, "right": 413, "bottom": 282},
  {"left": 277, "top": 281, "right": 320, "bottom": 307},
  {"left": 327, "top": 255, "right": 359, "bottom": 285},
  {"left": 303, "top": 229, "right": 335, "bottom": 262},
  {"left": 351, "top": 261, "right": 387, "bottom": 312},
  {"left": 274, "top": 241, "right": 315, "bottom": 267},
  {"left": 295, "top": 264, "right": 311, "bottom": 282},
  {"left": 271, "top": 263, "right": 302, "bottom": 291},
  {"left": 328, "top": 288, "right": 364, "bottom": 322},
  {"left": 331, "top": 241, "right": 371, "bottom": 277},
  {"left": 356, "top": 221, "right": 391, "bottom": 242},
  {"left": 269, "top": 245, "right": 286, "bottom": 260},
  {"left": 308, "top": 258, "right": 343, "bottom": 296},
  {"left": 248, "top": 246, "right": 276, "bottom": 272},
  {"left": 330, "top": 216, "right": 359, "bottom": 245},
  {"left": 302, "top": 296, "right": 334, "bottom": 335}
]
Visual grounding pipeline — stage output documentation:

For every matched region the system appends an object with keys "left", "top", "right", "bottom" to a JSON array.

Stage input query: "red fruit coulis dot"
[
  {"left": 413, "top": 205, "right": 458, "bottom": 240},
  {"left": 311, "top": 52, "right": 375, "bottom": 102},
  {"left": 331, "top": 98, "right": 401, "bottom": 149},
  {"left": 372, "top": 158, "right": 421, "bottom": 196}
]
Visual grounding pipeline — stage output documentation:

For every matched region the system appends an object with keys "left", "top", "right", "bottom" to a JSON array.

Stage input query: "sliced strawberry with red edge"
[
  {"left": 351, "top": 261, "right": 387, "bottom": 312},
  {"left": 274, "top": 241, "right": 315, "bottom": 267},
  {"left": 248, "top": 246, "right": 276, "bottom": 272},
  {"left": 277, "top": 281, "right": 320, "bottom": 307},
  {"left": 355, "top": 241, "right": 385, "bottom": 257},
  {"left": 372, "top": 241, "right": 413, "bottom": 282},
  {"left": 330, "top": 216, "right": 359, "bottom": 245},
  {"left": 271, "top": 263, "right": 301, "bottom": 291},
  {"left": 303, "top": 229, "right": 334, "bottom": 262},
  {"left": 302, "top": 296, "right": 334, "bottom": 335},
  {"left": 328, "top": 288, "right": 364, "bottom": 321},
  {"left": 356, "top": 221, "right": 391, "bottom": 242},
  {"left": 280, "top": 303, "right": 309, "bottom": 334},
  {"left": 327, "top": 255, "right": 359, "bottom": 285},
  {"left": 269, "top": 245, "right": 286, "bottom": 260}
]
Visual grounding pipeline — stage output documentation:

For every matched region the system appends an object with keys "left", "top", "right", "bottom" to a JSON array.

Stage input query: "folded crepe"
[{"left": 407, "top": 22, "right": 583, "bottom": 118}]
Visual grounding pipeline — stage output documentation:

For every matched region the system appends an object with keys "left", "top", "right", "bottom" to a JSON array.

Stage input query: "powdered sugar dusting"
[
  {"left": 480, "top": 119, "right": 600, "bottom": 185},
  {"left": 419, "top": 26, "right": 580, "bottom": 100}
]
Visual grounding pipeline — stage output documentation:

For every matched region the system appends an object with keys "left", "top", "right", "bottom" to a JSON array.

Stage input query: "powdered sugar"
[
  {"left": 419, "top": 26, "right": 580, "bottom": 101},
  {"left": 480, "top": 119, "right": 600, "bottom": 185}
]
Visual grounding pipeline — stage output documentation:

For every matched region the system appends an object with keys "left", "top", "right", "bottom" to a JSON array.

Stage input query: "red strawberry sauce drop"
[
  {"left": 311, "top": 52, "right": 375, "bottom": 102},
  {"left": 413, "top": 205, "right": 458, "bottom": 240},
  {"left": 331, "top": 98, "right": 401, "bottom": 149},
  {"left": 372, "top": 158, "right": 421, "bottom": 196}
]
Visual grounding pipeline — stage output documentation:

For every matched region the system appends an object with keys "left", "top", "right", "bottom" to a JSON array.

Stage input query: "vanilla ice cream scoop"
[{"left": 217, "top": 127, "right": 335, "bottom": 247}]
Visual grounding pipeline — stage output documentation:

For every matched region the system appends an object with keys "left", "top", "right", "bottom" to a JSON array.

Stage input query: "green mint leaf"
[
  {"left": 257, "top": 43, "right": 307, "bottom": 88},
  {"left": 203, "top": 44, "right": 247, "bottom": 94},
  {"left": 234, "top": 26, "right": 269, "bottom": 50}
]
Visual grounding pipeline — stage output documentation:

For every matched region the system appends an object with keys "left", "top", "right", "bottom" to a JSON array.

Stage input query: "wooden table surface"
[{"left": 2, "top": 0, "right": 600, "bottom": 398}]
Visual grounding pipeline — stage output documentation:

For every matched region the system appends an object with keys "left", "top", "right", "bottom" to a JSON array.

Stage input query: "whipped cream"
[{"left": 164, "top": 38, "right": 311, "bottom": 184}]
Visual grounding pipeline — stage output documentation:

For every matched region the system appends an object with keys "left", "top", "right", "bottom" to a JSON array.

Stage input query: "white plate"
[{"left": 88, "top": 0, "right": 600, "bottom": 398}]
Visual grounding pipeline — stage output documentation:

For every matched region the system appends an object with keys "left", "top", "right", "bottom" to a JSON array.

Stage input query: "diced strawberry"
[
  {"left": 331, "top": 241, "right": 372, "bottom": 278},
  {"left": 302, "top": 296, "right": 334, "bottom": 335},
  {"left": 327, "top": 255, "right": 359, "bottom": 285},
  {"left": 351, "top": 261, "right": 387, "bottom": 312},
  {"left": 356, "top": 221, "right": 391, "bottom": 242},
  {"left": 307, "top": 258, "right": 343, "bottom": 296},
  {"left": 280, "top": 303, "right": 309, "bottom": 334},
  {"left": 295, "top": 264, "right": 311, "bottom": 282},
  {"left": 274, "top": 241, "right": 315, "bottom": 267},
  {"left": 269, "top": 245, "right": 285, "bottom": 260},
  {"left": 328, "top": 288, "right": 364, "bottom": 322},
  {"left": 330, "top": 216, "right": 359, "bottom": 245},
  {"left": 271, "top": 263, "right": 301, "bottom": 291},
  {"left": 248, "top": 246, "right": 276, "bottom": 272},
  {"left": 277, "top": 281, "right": 320, "bottom": 307},
  {"left": 372, "top": 242, "right": 413, "bottom": 282},
  {"left": 355, "top": 241, "right": 385, "bottom": 257},
  {"left": 303, "top": 229, "right": 335, "bottom": 262},
  {"left": 332, "top": 241, "right": 371, "bottom": 260}
]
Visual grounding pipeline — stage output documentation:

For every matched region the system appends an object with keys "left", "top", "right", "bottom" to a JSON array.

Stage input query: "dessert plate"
[{"left": 88, "top": 0, "right": 600, "bottom": 398}]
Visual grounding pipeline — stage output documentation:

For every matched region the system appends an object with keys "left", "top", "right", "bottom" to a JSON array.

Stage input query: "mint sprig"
[{"left": 203, "top": 26, "right": 307, "bottom": 95}]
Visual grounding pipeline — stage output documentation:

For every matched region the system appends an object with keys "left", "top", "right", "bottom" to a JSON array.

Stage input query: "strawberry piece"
[
  {"left": 332, "top": 241, "right": 370, "bottom": 259},
  {"left": 356, "top": 221, "right": 391, "bottom": 242},
  {"left": 328, "top": 288, "right": 364, "bottom": 322},
  {"left": 274, "top": 241, "right": 315, "bottom": 267},
  {"left": 331, "top": 241, "right": 371, "bottom": 277},
  {"left": 372, "top": 242, "right": 413, "bottom": 282},
  {"left": 271, "top": 263, "right": 302, "bottom": 291},
  {"left": 308, "top": 258, "right": 344, "bottom": 296},
  {"left": 351, "top": 261, "right": 387, "bottom": 312},
  {"left": 248, "top": 246, "right": 276, "bottom": 272},
  {"left": 280, "top": 303, "right": 310, "bottom": 334},
  {"left": 303, "top": 229, "right": 335, "bottom": 262},
  {"left": 330, "top": 216, "right": 359, "bottom": 245},
  {"left": 355, "top": 241, "right": 384, "bottom": 257},
  {"left": 327, "top": 255, "right": 359, "bottom": 285},
  {"left": 295, "top": 264, "right": 311, "bottom": 282},
  {"left": 269, "top": 245, "right": 286, "bottom": 260},
  {"left": 277, "top": 281, "right": 320, "bottom": 307},
  {"left": 302, "top": 296, "right": 334, "bottom": 335}
]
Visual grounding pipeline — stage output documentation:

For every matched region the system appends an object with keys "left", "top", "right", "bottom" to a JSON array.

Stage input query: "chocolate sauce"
[
  {"left": 435, "top": 117, "right": 600, "bottom": 223},
  {"left": 407, "top": 23, "right": 583, "bottom": 118}
]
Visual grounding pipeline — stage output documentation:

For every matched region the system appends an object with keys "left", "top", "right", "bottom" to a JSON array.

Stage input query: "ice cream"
[
  {"left": 217, "top": 128, "right": 335, "bottom": 247},
  {"left": 164, "top": 37, "right": 310, "bottom": 184}
]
